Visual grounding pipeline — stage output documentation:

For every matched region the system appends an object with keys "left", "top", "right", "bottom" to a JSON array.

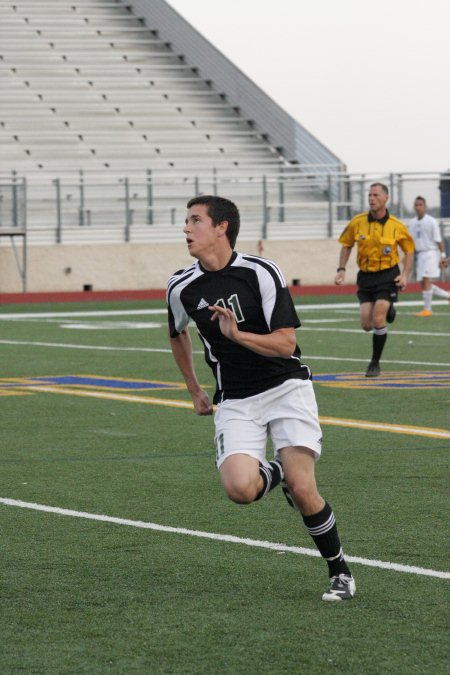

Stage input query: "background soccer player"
[{"left": 408, "top": 196, "right": 449, "bottom": 316}]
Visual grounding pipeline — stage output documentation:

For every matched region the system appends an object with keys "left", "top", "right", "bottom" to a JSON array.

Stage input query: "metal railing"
[
  {"left": 0, "top": 175, "right": 27, "bottom": 291},
  {"left": 0, "top": 169, "right": 449, "bottom": 246}
]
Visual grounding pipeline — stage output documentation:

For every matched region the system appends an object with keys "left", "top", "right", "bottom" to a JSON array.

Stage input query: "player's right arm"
[
  {"left": 334, "top": 220, "right": 356, "bottom": 285},
  {"left": 334, "top": 245, "right": 353, "bottom": 285},
  {"left": 169, "top": 327, "right": 213, "bottom": 416}
]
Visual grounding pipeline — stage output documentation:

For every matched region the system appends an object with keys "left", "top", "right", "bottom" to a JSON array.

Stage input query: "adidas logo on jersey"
[{"left": 196, "top": 298, "right": 210, "bottom": 310}]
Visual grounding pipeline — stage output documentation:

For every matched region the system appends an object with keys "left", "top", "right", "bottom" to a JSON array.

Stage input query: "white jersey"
[{"left": 408, "top": 214, "right": 442, "bottom": 252}]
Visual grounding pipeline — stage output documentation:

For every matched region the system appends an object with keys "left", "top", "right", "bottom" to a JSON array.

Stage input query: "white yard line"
[
  {"left": 306, "top": 355, "right": 450, "bottom": 366},
  {"left": 298, "top": 327, "right": 450, "bottom": 337},
  {"left": 0, "top": 299, "right": 448, "bottom": 320},
  {"left": 0, "top": 340, "right": 450, "bottom": 368},
  {"left": 0, "top": 309, "right": 168, "bottom": 320},
  {"left": 0, "top": 340, "right": 174, "bottom": 353},
  {"left": 1, "top": 340, "right": 450, "bottom": 367},
  {"left": 1, "top": 497, "right": 448, "bottom": 580}
]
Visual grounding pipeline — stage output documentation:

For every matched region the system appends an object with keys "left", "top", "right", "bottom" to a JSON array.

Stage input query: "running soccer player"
[
  {"left": 335, "top": 183, "right": 415, "bottom": 377},
  {"left": 167, "top": 195, "right": 355, "bottom": 601}
]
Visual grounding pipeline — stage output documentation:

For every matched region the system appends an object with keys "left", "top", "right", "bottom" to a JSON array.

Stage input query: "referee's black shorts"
[{"left": 356, "top": 265, "right": 399, "bottom": 304}]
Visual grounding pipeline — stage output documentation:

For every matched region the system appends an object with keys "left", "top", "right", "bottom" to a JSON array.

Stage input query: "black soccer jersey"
[{"left": 167, "top": 251, "right": 310, "bottom": 403}]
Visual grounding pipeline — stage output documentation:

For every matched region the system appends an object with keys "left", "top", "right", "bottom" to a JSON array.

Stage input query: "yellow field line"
[
  {"left": 22, "top": 385, "right": 194, "bottom": 408},
  {"left": 16, "top": 384, "right": 450, "bottom": 440},
  {"left": 0, "top": 390, "right": 33, "bottom": 397},
  {"left": 319, "top": 417, "right": 450, "bottom": 439}
]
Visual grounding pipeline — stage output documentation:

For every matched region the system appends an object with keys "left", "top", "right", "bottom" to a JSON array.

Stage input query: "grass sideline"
[{"left": 0, "top": 292, "right": 449, "bottom": 674}]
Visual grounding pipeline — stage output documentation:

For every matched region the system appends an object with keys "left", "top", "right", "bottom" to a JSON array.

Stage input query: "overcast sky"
[{"left": 166, "top": 0, "right": 449, "bottom": 176}]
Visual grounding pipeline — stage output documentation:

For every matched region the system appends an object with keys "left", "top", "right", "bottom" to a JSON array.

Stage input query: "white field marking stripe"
[
  {"left": 303, "top": 319, "right": 355, "bottom": 323},
  {"left": 0, "top": 299, "right": 448, "bottom": 320},
  {"left": 0, "top": 340, "right": 173, "bottom": 353},
  {"left": 0, "top": 309, "right": 167, "bottom": 319},
  {"left": 4, "top": 316, "right": 448, "bottom": 338},
  {"left": 294, "top": 300, "right": 448, "bottom": 309},
  {"left": 306, "top": 356, "right": 450, "bottom": 366},
  {"left": 14, "top": 385, "right": 450, "bottom": 439},
  {"left": 1, "top": 340, "right": 450, "bottom": 368},
  {"left": 298, "top": 327, "right": 450, "bottom": 337},
  {"left": 1, "top": 497, "right": 448, "bottom": 580}
]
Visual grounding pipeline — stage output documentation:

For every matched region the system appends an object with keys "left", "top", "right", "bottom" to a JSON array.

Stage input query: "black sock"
[
  {"left": 372, "top": 327, "right": 387, "bottom": 363},
  {"left": 254, "top": 460, "right": 283, "bottom": 501},
  {"left": 302, "top": 502, "right": 351, "bottom": 577}
]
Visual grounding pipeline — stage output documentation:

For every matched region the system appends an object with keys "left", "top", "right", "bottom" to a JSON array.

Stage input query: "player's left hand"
[{"left": 209, "top": 304, "right": 238, "bottom": 340}]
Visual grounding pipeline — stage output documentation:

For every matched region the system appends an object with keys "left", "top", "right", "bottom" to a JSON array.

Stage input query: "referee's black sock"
[
  {"left": 254, "top": 460, "right": 283, "bottom": 501},
  {"left": 302, "top": 502, "right": 351, "bottom": 577},
  {"left": 372, "top": 326, "right": 387, "bottom": 363}
]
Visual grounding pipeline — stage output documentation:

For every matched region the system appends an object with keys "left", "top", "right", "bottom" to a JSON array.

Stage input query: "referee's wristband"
[
  {"left": 337, "top": 267, "right": 346, "bottom": 272},
  {"left": 441, "top": 252, "right": 446, "bottom": 259}
]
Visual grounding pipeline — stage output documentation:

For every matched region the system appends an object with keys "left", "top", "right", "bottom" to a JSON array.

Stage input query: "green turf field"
[{"left": 1, "top": 294, "right": 449, "bottom": 674}]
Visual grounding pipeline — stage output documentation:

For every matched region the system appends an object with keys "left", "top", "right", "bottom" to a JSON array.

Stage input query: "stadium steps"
[{"left": 0, "top": 0, "right": 335, "bottom": 243}]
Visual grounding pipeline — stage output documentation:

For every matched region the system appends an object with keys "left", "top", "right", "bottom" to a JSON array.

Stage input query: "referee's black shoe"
[
  {"left": 365, "top": 360, "right": 380, "bottom": 377},
  {"left": 386, "top": 302, "right": 396, "bottom": 324}
]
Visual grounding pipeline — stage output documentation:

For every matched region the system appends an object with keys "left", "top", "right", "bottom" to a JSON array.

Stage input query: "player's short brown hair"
[{"left": 187, "top": 195, "right": 240, "bottom": 248}]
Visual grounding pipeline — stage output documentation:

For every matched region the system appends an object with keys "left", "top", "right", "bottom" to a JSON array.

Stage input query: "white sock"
[
  {"left": 431, "top": 284, "right": 449, "bottom": 299},
  {"left": 423, "top": 291, "right": 433, "bottom": 311}
]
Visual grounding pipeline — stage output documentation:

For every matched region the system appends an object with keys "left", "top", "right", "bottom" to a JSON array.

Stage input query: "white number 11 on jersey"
[{"left": 215, "top": 293, "right": 245, "bottom": 323}]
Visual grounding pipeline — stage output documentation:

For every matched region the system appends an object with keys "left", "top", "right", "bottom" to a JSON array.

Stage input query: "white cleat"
[{"left": 322, "top": 574, "right": 356, "bottom": 601}]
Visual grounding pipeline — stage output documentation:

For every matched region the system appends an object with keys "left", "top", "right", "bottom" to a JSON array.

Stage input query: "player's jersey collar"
[{"left": 198, "top": 250, "right": 238, "bottom": 274}]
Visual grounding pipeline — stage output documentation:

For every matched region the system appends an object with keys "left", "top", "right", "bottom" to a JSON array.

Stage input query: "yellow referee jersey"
[{"left": 338, "top": 211, "right": 415, "bottom": 272}]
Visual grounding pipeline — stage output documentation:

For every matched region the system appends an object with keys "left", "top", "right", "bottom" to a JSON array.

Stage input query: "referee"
[
  {"left": 167, "top": 195, "right": 355, "bottom": 601},
  {"left": 335, "top": 182, "right": 415, "bottom": 377}
]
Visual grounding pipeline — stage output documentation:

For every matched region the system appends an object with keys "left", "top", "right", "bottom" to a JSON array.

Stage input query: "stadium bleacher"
[{"left": 0, "top": 0, "right": 345, "bottom": 247}]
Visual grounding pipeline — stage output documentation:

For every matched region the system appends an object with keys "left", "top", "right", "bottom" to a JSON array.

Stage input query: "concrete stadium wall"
[{"left": 0, "top": 240, "right": 358, "bottom": 293}]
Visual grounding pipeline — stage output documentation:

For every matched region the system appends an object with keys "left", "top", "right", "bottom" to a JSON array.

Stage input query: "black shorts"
[{"left": 356, "top": 265, "right": 399, "bottom": 304}]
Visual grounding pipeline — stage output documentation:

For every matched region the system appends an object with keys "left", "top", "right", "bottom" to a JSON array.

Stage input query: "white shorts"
[
  {"left": 214, "top": 378, "right": 323, "bottom": 469},
  {"left": 416, "top": 250, "right": 440, "bottom": 280}
]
